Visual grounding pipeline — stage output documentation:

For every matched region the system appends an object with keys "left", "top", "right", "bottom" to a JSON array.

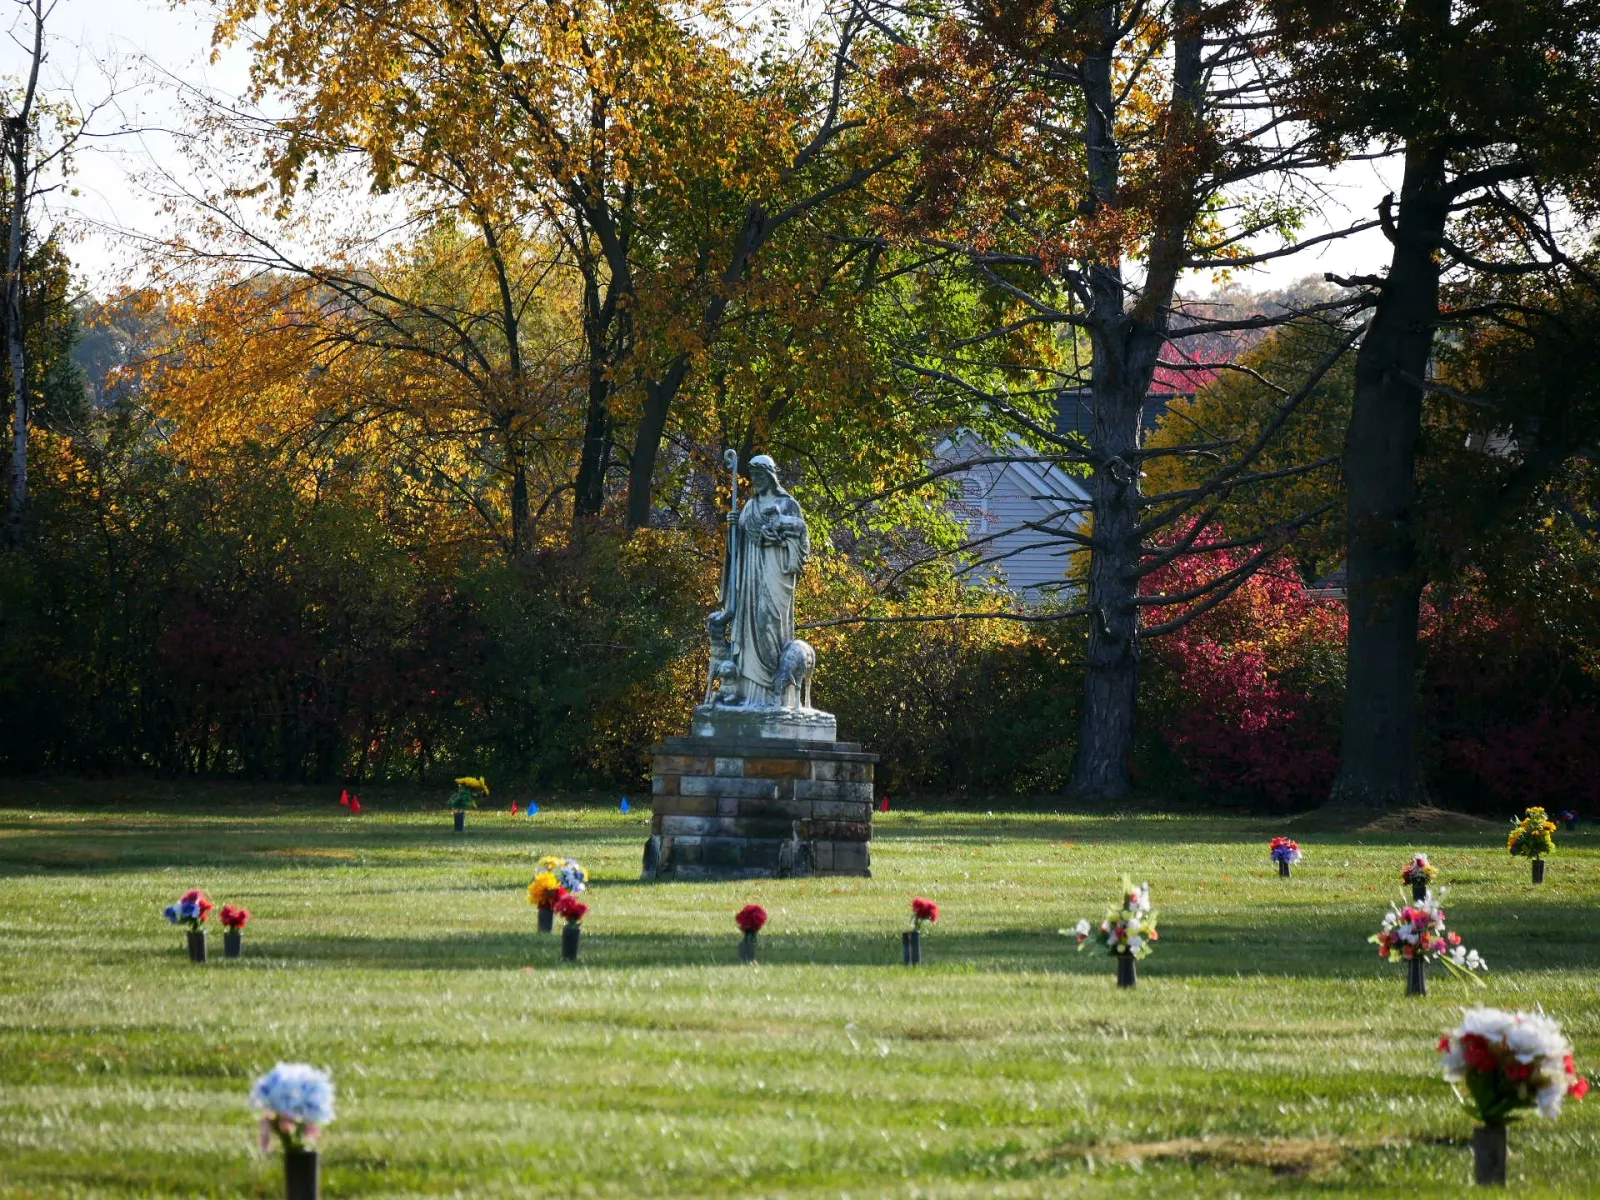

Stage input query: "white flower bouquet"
[
  {"left": 1067, "top": 878, "right": 1158, "bottom": 958},
  {"left": 1440, "top": 1008, "right": 1589, "bottom": 1123}
]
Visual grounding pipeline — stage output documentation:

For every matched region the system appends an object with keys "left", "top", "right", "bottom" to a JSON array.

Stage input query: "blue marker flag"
[
  {"left": 620, "top": 796, "right": 631, "bottom": 814},
  {"left": 526, "top": 801, "right": 540, "bottom": 817}
]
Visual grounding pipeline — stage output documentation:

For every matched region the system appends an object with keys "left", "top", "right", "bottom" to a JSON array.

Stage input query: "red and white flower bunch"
[
  {"left": 1370, "top": 891, "right": 1487, "bottom": 982},
  {"left": 1070, "top": 878, "right": 1158, "bottom": 958},
  {"left": 1440, "top": 1008, "right": 1590, "bottom": 1122}
]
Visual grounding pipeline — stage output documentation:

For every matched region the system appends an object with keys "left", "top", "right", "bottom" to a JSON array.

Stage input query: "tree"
[
  {"left": 208, "top": 0, "right": 902, "bottom": 529},
  {"left": 147, "top": 228, "right": 587, "bottom": 560},
  {"left": 855, "top": 1, "right": 1370, "bottom": 799},
  {"left": 1272, "top": 0, "right": 1600, "bottom": 807},
  {"left": 3, "top": 0, "right": 45, "bottom": 540}
]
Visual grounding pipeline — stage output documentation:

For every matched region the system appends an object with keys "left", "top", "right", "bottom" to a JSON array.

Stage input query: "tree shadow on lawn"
[
  {"left": 0, "top": 817, "right": 633, "bottom": 877},
  {"left": 5, "top": 810, "right": 1561, "bottom": 878},
  {"left": 174, "top": 903, "right": 1598, "bottom": 977}
]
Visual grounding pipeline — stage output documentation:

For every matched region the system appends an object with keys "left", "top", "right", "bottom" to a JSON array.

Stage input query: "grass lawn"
[{"left": 2, "top": 793, "right": 1598, "bottom": 1197}]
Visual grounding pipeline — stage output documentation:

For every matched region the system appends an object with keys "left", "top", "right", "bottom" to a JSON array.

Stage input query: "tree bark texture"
[
  {"left": 1331, "top": 142, "right": 1449, "bottom": 809},
  {"left": 4, "top": 5, "right": 39, "bottom": 544},
  {"left": 1068, "top": 1, "right": 1201, "bottom": 799}
]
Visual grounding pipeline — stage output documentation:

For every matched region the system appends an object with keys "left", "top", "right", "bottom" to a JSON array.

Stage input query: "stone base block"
[
  {"left": 643, "top": 735, "right": 876, "bottom": 880},
  {"left": 689, "top": 704, "right": 838, "bottom": 742}
]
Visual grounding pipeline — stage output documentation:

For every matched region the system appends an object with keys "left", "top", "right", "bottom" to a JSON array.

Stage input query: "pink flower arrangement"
[{"left": 1370, "top": 892, "right": 1486, "bottom": 981}]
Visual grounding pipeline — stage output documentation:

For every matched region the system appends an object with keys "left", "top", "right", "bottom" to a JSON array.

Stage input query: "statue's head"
[{"left": 747, "top": 454, "right": 781, "bottom": 493}]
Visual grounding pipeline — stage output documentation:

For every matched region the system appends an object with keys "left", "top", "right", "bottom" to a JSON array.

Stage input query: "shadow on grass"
[
  {"left": 7, "top": 811, "right": 1576, "bottom": 877},
  {"left": 104, "top": 906, "right": 1597, "bottom": 977},
  {"left": 0, "top": 817, "right": 635, "bottom": 876}
]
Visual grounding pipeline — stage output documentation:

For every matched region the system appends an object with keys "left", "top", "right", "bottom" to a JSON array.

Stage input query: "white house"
[
  {"left": 932, "top": 392, "right": 1183, "bottom": 599},
  {"left": 933, "top": 430, "right": 1092, "bottom": 598}
]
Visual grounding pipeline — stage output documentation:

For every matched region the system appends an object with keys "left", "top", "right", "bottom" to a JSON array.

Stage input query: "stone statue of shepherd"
[{"left": 704, "top": 453, "right": 820, "bottom": 722}]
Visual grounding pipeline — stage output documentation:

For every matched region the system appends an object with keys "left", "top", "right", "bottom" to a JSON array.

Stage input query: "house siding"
[{"left": 936, "top": 433, "right": 1090, "bottom": 598}]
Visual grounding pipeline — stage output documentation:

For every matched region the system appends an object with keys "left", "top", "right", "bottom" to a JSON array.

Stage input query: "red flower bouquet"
[
  {"left": 220, "top": 905, "right": 250, "bottom": 931},
  {"left": 553, "top": 895, "right": 588, "bottom": 925},
  {"left": 736, "top": 905, "right": 768, "bottom": 935},
  {"left": 910, "top": 897, "right": 939, "bottom": 930}
]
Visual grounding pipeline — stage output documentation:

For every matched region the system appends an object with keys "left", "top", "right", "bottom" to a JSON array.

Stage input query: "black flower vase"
[
  {"left": 453, "top": 809, "right": 466, "bottom": 833},
  {"left": 537, "top": 908, "right": 554, "bottom": 934},
  {"left": 739, "top": 932, "right": 758, "bottom": 963},
  {"left": 1278, "top": 860, "right": 1291, "bottom": 878},
  {"left": 1116, "top": 954, "right": 1137, "bottom": 988},
  {"left": 902, "top": 930, "right": 921, "bottom": 966},
  {"left": 1473, "top": 1122, "right": 1507, "bottom": 1186},
  {"left": 561, "top": 923, "right": 581, "bottom": 961},
  {"left": 186, "top": 929, "right": 207, "bottom": 963},
  {"left": 224, "top": 930, "right": 243, "bottom": 959},
  {"left": 284, "top": 1147, "right": 320, "bottom": 1200},
  {"left": 1406, "top": 955, "right": 1427, "bottom": 996},
  {"left": 1531, "top": 858, "right": 1546, "bottom": 884},
  {"left": 1412, "top": 880, "right": 1428, "bottom": 902}
]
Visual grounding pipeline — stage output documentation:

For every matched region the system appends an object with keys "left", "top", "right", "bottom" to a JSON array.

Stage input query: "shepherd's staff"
[
  {"left": 722, "top": 447, "right": 739, "bottom": 617},
  {"left": 704, "top": 449, "right": 740, "bottom": 704}
]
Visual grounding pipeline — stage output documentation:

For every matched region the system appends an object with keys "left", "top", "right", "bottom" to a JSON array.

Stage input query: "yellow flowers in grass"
[{"left": 1508, "top": 807, "right": 1557, "bottom": 859}]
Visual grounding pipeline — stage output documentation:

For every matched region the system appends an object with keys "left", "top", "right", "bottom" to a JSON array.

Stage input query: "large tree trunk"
[
  {"left": 572, "top": 359, "right": 611, "bottom": 521},
  {"left": 1330, "top": 142, "right": 1450, "bottom": 809},
  {"left": 1067, "top": 2, "right": 1198, "bottom": 799},
  {"left": 1070, "top": 352, "right": 1150, "bottom": 799},
  {"left": 626, "top": 359, "right": 691, "bottom": 529},
  {"left": 572, "top": 268, "right": 615, "bottom": 523}
]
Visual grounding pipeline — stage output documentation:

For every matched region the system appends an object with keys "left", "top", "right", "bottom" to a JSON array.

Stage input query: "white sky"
[{"left": 6, "top": 0, "right": 1399, "bottom": 298}]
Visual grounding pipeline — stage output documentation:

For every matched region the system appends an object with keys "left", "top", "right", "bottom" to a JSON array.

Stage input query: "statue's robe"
[{"left": 727, "top": 488, "right": 809, "bottom": 706}]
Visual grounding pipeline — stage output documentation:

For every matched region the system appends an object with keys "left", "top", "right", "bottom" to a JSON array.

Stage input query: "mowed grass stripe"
[{"left": 1, "top": 806, "right": 1596, "bottom": 1196}]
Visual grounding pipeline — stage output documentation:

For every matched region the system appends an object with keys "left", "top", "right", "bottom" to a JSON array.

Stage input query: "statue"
[{"left": 698, "top": 452, "right": 833, "bottom": 740}]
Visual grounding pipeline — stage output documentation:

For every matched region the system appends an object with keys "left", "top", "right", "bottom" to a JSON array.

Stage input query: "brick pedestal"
[{"left": 642, "top": 736, "right": 876, "bottom": 880}]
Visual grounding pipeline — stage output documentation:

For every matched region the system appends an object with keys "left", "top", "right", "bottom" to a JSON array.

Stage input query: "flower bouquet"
[
  {"left": 904, "top": 897, "right": 938, "bottom": 966},
  {"left": 220, "top": 904, "right": 250, "bottom": 959},
  {"left": 528, "top": 856, "right": 587, "bottom": 934},
  {"left": 451, "top": 775, "right": 489, "bottom": 831},
  {"left": 164, "top": 889, "right": 214, "bottom": 962},
  {"left": 555, "top": 894, "right": 588, "bottom": 961},
  {"left": 251, "top": 1062, "right": 335, "bottom": 1200},
  {"left": 1402, "top": 853, "right": 1438, "bottom": 901},
  {"left": 1070, "top": 878, "right": 1157, "bottom": 987},
  {"left": 1370, "top": 890, "right": 1486, "bottom": 996},
  {"left": 1270, "top": 836, "right": 1301, "bottom": 878},
  {"left": 1438, "top": 1008, "right": 1589, "bottom": 1185},
  {"left": 736, "top": 904, "right": 767, "bottom": 963},
  {"left": 1507, "top": 806, "right": 1556, "bottom": 883},
  {"left": 1561, "top": 809, "right": 1578, "bottom": 832}
]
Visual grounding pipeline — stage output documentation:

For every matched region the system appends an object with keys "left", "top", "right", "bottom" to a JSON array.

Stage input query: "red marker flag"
[
  {"left": 339, "top": 789, "right": 351, "bottom": 808},
  {"left": 879, "top": 795, "right": 890, "bottom": 813},
  {"left": 350, "top": 795, "right": 362, "bottom": 814},
  {"left": 510, "top": 800, "right": 520, "bottom": 816}
]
